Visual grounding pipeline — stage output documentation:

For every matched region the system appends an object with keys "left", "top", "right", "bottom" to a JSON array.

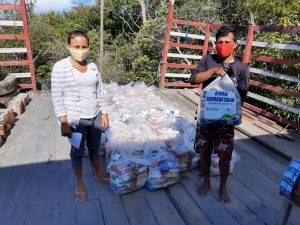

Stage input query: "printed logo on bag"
[{"left": 203, "top": 90, "right": 237, "bottom": 120}]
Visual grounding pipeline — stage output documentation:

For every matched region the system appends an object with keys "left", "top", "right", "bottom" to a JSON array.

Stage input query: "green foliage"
[
  {"left": 103, "top": 34, "right": 134, "bottom": 84},
  {"left": 218, "top": 0, "right": 249, "bottom": 24},
  {"left": 128, "top": 20, "right": 165, "bottom": 85},
  {"left": 246, "top": 0, "right": 300, "bottom": 25},
  {"left": 174, "top": 0, "right": 220, "bottom": 23}
]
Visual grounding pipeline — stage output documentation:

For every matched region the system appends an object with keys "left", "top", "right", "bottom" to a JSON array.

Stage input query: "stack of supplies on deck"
[
  {"left": 110, "top": 160, "right": 148, "bottom": 195},
  {"left": 108, "top": 151, "right": 149, "bottom": 195},
  {"left": 103, "top": 82, "right": 241, "bottom": 195},
  {"left": 167, "top": 117, "right": 200, "bottom": 172},
  {"left": 144, "top": 143, "right": 180, "bottom": 190}
]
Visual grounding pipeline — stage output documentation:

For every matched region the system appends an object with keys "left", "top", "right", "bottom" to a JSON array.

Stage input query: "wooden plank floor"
[{"left": 0, "top": 92, "right": 299, "bottom": 225}]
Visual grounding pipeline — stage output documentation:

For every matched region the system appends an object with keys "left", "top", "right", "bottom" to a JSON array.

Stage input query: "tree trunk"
[
  {"left": 99, "top": 0, "right": 104, "bottom": 75},
  {"left": 139, "top": 0, "right": 147, "bottom": 24}
]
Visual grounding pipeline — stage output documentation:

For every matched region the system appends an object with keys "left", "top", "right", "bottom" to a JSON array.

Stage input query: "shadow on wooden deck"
[{"left": 0, "top": 137, "right": 299, "bottom": 225}]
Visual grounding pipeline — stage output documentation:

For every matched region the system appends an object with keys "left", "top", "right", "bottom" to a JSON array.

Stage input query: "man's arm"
[
  {"left": 191, "top": 67, "right": 227, "bottom": 84},
  {"left": 237, "top": 66, "right": 250, "bottom": 104},
  {"left": 190, "top": 55, "right": 227, "bottom": 85}
]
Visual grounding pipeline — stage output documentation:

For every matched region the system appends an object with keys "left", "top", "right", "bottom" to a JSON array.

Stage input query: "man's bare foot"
[
  {"left": 219, "top": 188, "right": 231, "bottom": 203},
  {"left": 197, "top": 181, "right": 210, "bottom": 196}
]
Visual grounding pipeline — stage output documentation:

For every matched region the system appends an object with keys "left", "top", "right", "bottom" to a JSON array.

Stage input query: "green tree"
[
  {"left": 246, "top": 0, "right": 300, "bottom": 26},
  {"left": 25, "top": 0, "right": 299, "bottom": 124}
]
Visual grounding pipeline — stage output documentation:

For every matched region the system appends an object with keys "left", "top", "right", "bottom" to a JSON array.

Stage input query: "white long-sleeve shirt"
[{"left": 51, "top": 56, "right": 108, "bottom": 127}]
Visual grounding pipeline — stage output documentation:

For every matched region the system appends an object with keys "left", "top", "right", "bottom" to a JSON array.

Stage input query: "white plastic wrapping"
[
  {"left": 103, "top": 82, "right": 239, "bottom": 194},
  {"left": 109, "top": 155, "right": 149, "bottom": 195},
  {"left": 146, "top": 150, "right": 180, "bottom": 190},
  {"left": 210, "top": 151, "right": 241, "bottom": 176}
]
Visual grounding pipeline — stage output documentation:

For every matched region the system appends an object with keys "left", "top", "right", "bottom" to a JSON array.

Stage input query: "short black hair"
[
  {"left": 67, "top": 29, "right": 89, "bottom": 45},
  {"left": 216, "top": 26, "right": 238, "bottom": 43}
]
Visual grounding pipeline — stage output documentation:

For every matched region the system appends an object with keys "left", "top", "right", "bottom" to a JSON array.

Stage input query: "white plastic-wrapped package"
[
  {"left": 99, "top": 132, "right": 108, "bottom": 156},
  {"left": 110, "top": 159, "right": 133, "bottom": 194},
  {"left": 191, "top": 153, "right": 200, "bottom": 169},
  {"left": 210, "top": 151, "right": 241, "bottom": 176},
  {"left": 197, "top": 75, "right": 242, "bottom": 125},
  {"left": 168, "top": 137, "right": 192, "bottom": 172},
  {"left": 167, "top": 119, "right": 197, "bottom": 172},
  {"left": 109, "top": 156, "right": 148, "bottom": 195},
  {"left": 146, "top": 150, "right": 180, "bottom": 190},
  {"left": 183, "top": 125, "right": 196, "bottom": 150},
  {"left": 102, "top": 82, "right": 198, "bottom": 194},
  {"left": 146, "top": 163, "right": 166, "bottom": 190},
  {"left": 106, "top": 150, "right": 126, "bottom": 173},
  {"left": 156, "top": 128, "right": 180, "bottom": 140}
]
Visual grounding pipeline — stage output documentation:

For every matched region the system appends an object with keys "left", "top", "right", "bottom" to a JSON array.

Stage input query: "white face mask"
[{"left": 69, "top": 48, "right": 89, "bottom": 62}]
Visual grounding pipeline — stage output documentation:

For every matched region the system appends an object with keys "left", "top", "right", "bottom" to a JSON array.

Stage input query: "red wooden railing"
[
  {"left": 0, "top": 0, "right": 36, "bottom": 90},
  {"left": 160, "top": 0, "right": 300, "bottom": 130}
]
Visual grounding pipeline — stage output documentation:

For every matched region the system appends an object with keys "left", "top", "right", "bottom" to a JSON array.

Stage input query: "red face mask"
[{"left": 216, "top": 43, "right": 235, "bottom": 60}]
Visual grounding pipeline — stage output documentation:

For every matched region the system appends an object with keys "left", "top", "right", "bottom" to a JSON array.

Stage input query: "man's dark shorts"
[{"left": 194, "top": 123, "right": 234, "bottom": 160}]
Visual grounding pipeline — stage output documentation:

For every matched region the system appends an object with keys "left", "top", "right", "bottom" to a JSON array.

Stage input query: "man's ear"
[{"left": 66, "top": 44, "right": 70, "bottom": 50}]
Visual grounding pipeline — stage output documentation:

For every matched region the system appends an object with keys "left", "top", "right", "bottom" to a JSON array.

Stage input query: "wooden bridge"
[
  {"left": 0, "top": 91, "right": 299, "bottom": 225},
  {"left": 0, "top": 1, "right": 299, "bottom": 224}
]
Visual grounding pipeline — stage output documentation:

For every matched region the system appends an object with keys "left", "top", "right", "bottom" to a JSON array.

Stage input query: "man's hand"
[
  {"left": 213, "top": 67, "right": 227, "bottom": 77},
  {"left": 102, "top": 114, "right": 109, "bottom": 130},
  {"left": 61, "top": 123, "right": 72, "bottom": 137},
  {"left": 193, "top": 67, "right": 227, "bottom": 84}
]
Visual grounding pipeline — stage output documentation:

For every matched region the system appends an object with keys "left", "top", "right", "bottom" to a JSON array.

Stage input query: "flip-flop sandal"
[
  {"left": 95, "top": 174, "right": 110, "bottom": 183},
  {"left": 75, "top": 190, "right": 86, "bottom": 202},
  {"left": 101, "top": 176, "right": 110, "bottom": 184}
]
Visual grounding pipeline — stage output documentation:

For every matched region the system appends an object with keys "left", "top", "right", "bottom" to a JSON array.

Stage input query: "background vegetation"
[{"left": 0, "top": 0, "right": 299, "bottom": 125}]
